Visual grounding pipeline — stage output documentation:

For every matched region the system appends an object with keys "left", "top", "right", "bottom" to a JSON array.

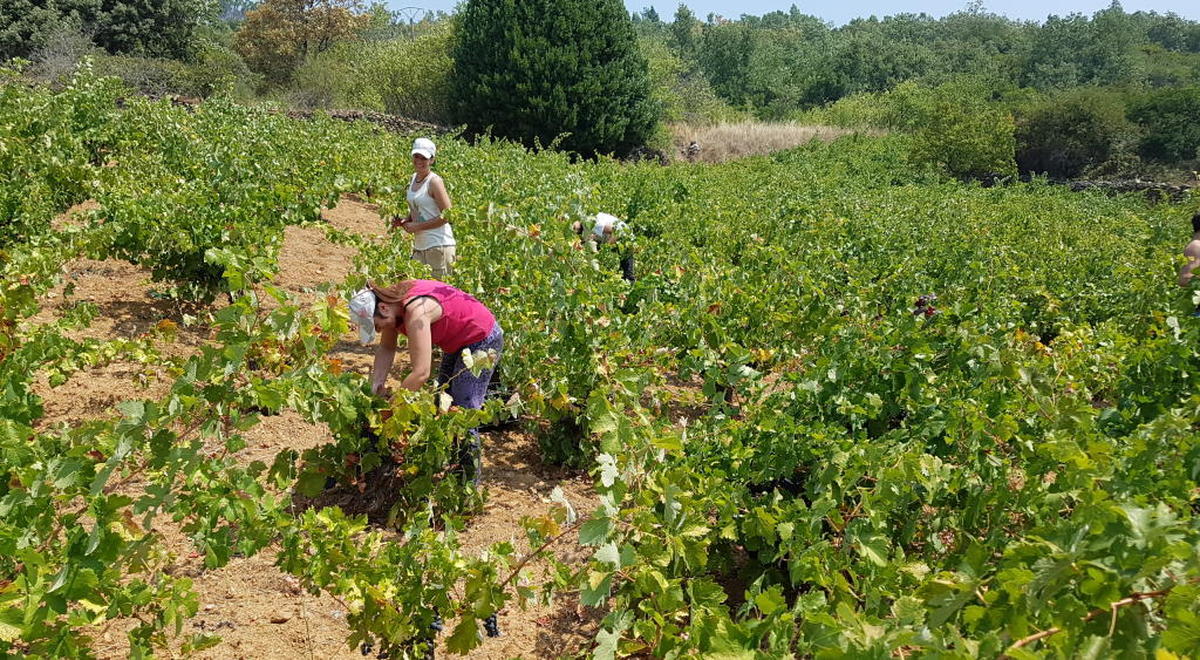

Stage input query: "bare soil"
[
  {"left": 35, "top": 197, "right": 598, "bottom": 659},
  {"left": 270, "top": 197, "right": 387, "bottom": 307}
]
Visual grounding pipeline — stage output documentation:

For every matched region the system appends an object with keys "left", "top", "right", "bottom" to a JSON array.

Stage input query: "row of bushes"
[
  {"left": 808, "top": 79, "right": 1200, "bottom": 180},
  {"left": 18, "top": 23, "right": 1196, "bottom": 177},
  {"left": 20, "top": 20, "right": 738, "bottom": 155},
  {"left": 1016, "top": 86, "right": 1200, "bottom": 177},
  {"left": 283, "top": 25, "right": 740, "bottom": 154},
  {"left": 23, "top": 29, "right": 260, "bottom": 99}
]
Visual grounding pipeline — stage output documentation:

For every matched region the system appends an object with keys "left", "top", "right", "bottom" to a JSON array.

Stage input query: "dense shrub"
[
  {"left": 1128, "top": 86, "right": 1200, "bottom": 162},
  {"left": 906, "top": 79, "right": 1017, "bottom": 179},
  {"left": 640, "top": 36, "right": 739, "bottom": 127},
  {"left": 288, "top": 23, "right": 454, "bottom": 122},
  {"left": 93, "top": 55, "right": 192, "bottom": 96},
  {"left": 21, "top": 25, "right": 256, "bottom": 99},
  {"left": 1014, "top": 87, "right": 1137, "bottom": 178},
  {"left": 187, "top": 39, "right": 260, "bottom": 98},
  {"left": 90, "top": 44, "right": 258, "bottom": 99},
  {"left": 797, "top": 90, "right": 889, "bottom": 129},
  {"left": 0, "top": 0, "right": 203, "bottom": 61},
  {"left": 287, "top": 47, "right": 358, "bottom": 109},
  {"left": 874, "top": 81, "right": 938, "bottom": 132},
  {"left": 24, "top": 25, "right": 97, "bottom": 83},
  {"left": 451, "top": 0, "right": 657, "bottom": 157},
  {"left": 806, "top": 79, "right": 1016, "bottom": 179},
  {"left": 361, "top": 24, "right": 453, "bottom": 122},
  {"left": 801, "top": 80, "right": 972, "bottom": 133}
]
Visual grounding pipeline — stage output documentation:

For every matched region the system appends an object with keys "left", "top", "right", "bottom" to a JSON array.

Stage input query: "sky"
[{"left": 388, "top": 0, "right": 1200, "bottom": 27}]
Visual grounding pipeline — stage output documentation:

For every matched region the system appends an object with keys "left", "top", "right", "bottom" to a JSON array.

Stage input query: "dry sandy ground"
[{"left": 33, "top": 198, "right": 600, "bottom": 659}]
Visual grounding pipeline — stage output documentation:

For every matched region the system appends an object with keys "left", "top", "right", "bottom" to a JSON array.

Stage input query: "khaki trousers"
[{"left": 412, "top": 245, "right": 456, "bottom": 279}]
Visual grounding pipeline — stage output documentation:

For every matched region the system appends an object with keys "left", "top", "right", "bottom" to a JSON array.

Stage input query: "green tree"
[
  {"left": 930, "top": 9, "right": 1031, "bottom": 82},
  {"left": 0, "top": 1, "right": 70, "bottom": 60},
  {"left": 451, "top": 0, "right": 657, "bottom": 157},
  {"left": 668, "top": 4, "right": 700, "bottom": 64},
  {"left": 1022, "top": 4, "right": 1140, "bottom": 89},
  {"left": 697, "top": 21, "right": 753, "bottom": 104},
  {"left": 1141, "top": 11, "right": 1193, "bottom": 51},
  {"left": 640, "top": 35, "right": 736, "bottom": 124},
  {"left": 1015, "top": 87, "right": 1136, "bottom": 177},
  {"left": 232, "top": 0, "right": 370, "bottom": 84},
  {"left": 1128, "top": 86, "right": 1200, "bottom": 161},
  {"left": 0, "top": 0, "right": 207, "bottom": 60},
  {"left": 793, "top": 24, "right": 936, "bottom": 107},
  {"left": 907, "top": 78, "right": 1018, "bottom": 179}
]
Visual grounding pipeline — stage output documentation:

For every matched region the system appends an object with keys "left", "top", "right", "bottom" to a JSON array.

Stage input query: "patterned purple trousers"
[{"left": 437, "top": 323, "right": 503, "bottom": 483}]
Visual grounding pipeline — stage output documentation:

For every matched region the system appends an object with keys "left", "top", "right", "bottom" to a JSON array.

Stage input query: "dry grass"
[{"left": 671, "top": 121, "right": 882, "bottom": 163}]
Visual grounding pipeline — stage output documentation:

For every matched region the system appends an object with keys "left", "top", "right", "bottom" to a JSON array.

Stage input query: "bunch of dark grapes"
[
  {"left": 355, "top": 613, "right": 456, "bottom": 659},
  {"left": 483, "top": 613, "right": 500, "bottom": 638},
  {"left": 913, "top": 293, "right": 939, "bottom": 318}
]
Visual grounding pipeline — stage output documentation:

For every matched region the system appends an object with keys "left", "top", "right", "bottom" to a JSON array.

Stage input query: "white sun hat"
[
  {"left": 348, "top": 288, "right": 377, "bottom": 345},
  {"left": 411, "top": 137, "right": 436, "bottom": 160}
]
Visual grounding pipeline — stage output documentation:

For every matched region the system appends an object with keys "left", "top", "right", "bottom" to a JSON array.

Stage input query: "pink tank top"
[{"left": 399, "top": 280, "right": 495, "bottom": 352}]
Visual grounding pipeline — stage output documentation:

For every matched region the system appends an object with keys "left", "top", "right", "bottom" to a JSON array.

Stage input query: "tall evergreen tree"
[
  {"left": 451, "top": 0, "right": 657, "bottom": 157},
  {"left": 669, "top": 4, "right": 700, "bottom": 60}
]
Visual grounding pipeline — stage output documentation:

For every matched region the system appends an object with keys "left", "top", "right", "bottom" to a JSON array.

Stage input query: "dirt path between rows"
[{"left": 34, "top": 197, "right": 599, "bottom": 659}]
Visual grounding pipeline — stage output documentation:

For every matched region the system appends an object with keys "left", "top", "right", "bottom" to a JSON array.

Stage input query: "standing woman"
[
  {"left": 395, "top": 137, "right": 456, "bottom": 279},
  {"left": 349, "top": 280, "right": 502, "bottom": 483}
]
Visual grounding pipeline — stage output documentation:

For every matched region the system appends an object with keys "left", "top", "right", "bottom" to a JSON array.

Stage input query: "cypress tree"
[{"left": 451, "top": 0, "right": 657, "bottom": 157}]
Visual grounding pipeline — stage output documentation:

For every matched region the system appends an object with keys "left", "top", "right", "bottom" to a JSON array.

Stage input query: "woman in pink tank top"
[{"left": 347, "top": 279, "right": 502, "bottom": 483}]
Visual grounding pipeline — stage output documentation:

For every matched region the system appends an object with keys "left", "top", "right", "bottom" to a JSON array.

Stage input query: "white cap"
[
  {"left": 348, "top": 288, "right": 377, "bottom": 345},
  {"left": 411, "top": 137, "right": 436, "bottom": 160}
]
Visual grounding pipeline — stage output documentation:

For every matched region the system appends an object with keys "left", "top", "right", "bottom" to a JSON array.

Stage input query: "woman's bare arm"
[
  {"left": 400, "top": 298, "right": 440, "bottom": 391},
  {"left": 371, "top": 326, "right": 399, "bottom": 395},
  {"left": 1180, "top": 241, "right": 1200, "bottom": 288}
]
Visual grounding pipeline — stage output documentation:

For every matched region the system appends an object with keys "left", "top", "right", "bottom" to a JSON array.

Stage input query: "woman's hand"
[
  {"left": 400, "top": 373, "right": 426, "bottom": 392},
  {"left": 402, "top": 220, "right": 418, "bottom": 234},
  {"left": 372, "top": 382, "right": 393, "bottom": 398}
]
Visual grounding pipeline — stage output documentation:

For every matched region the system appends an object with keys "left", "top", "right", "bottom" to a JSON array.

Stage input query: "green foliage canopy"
[
  {"left": 451, "top": 0, "right": 657, "bottom": 157},
  {"left": 0, "top": 0, "right": 206, "bottom": 60},
  {"left": 907, "top": 78, "right": 1018, "bottom": 179},
  {"left": 1015, "top": 87, "right": 1137, "bottom": 178},
  {"left": 1128, "top": 86, "right": 1200, "bottom": 162}
]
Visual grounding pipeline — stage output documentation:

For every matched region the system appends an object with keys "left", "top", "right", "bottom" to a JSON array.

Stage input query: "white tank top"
[{"left": 406, "top": 173, "right": 455, "bottom": 250}]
